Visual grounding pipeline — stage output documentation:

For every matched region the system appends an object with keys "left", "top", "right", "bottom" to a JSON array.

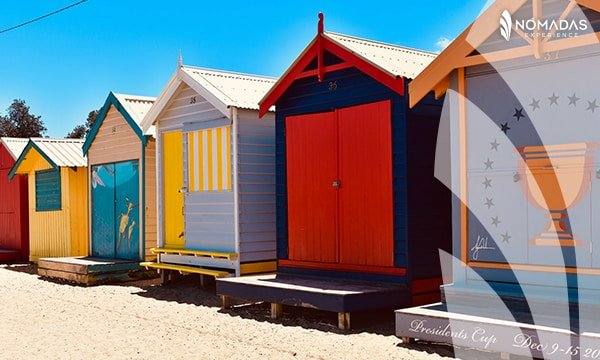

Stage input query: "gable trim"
[
  {"left": 83, "top": 92, "right": 147, "bottom": 155},
  {"left": 8, "top": 140, "right": 59, "bottom": 179},
  {"left": 258, "top": 33, "right": 405, "bottom": 117},
  {"left": 409, "top": 0, "right": 600, "bottom": 108}
]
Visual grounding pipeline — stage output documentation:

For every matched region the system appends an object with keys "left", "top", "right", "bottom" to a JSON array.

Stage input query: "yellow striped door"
[
  {"left": 163, "top": 131, "right": 185, "bottom": 249},
  {"left": 187, "top": 126, "right": 232, "bottom": 192}
]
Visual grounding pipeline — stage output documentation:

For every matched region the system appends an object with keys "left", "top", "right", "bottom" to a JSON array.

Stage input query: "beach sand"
[{"left": 0, "top": 264, "right": 464, "bottom": 360}]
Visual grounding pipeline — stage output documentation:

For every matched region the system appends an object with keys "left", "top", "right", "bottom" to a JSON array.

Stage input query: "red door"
[
  {"left": 286, "top": 112, "right": 338, "bottom": 263},
  {"left": 338, "top": 101, "right": 394, "bottom": 266},
  {"left": 285, "top": 100, "right": 394, "bottom": 268}
]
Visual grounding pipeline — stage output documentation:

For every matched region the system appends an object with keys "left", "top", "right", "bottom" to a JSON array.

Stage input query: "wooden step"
[
  {"left": 37, "top": 257, "right": 156, "bottom": 285},
  {"left": 151, "top": 248, "right": 238, "bottom": 260},
  {"left": 140, "top": 262, "right": 232, "bottom": 278}
]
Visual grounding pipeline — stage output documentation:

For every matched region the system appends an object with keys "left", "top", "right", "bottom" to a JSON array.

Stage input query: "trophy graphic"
[{"left": 517, "top": 143, "right": 595, "bottom": 247}]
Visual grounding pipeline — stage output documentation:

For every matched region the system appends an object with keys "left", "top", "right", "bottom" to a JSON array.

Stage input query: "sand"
[{"left": 0, "top": 264, "right": 457, "bottom": 360}]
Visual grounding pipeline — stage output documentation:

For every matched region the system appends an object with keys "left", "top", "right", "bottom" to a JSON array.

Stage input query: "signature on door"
[{"left": 470, "top": 235, "right": 496, "bottom": 261}]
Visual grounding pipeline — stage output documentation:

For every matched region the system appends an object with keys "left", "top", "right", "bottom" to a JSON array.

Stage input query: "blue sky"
[{"left": 0, "top": 0, "right": 488, "bottom": 137}]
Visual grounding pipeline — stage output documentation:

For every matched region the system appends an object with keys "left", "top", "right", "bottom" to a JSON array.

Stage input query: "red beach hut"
[{"left": 0, "top": 137, "right": 29, "bottom": 262}]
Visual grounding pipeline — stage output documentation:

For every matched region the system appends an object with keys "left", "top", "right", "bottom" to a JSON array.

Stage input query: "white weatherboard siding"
[
  {"left": 236, "top": 109, "right": 276, "bottom": 262},
  {"left": 171, "top": 83, "right": 236, "bottom": 253},
  {"left": 157, "top": 83, "right": 225, "bottom": 132},
  {"left": 183, "top": 130, "right": 235, "bottom": 253},
  {"left": 150, "top": 66, "right": 277, "bottom": 271}
]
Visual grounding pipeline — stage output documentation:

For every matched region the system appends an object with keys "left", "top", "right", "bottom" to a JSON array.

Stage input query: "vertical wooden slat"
[
  {"left": 337, "top": 100, "right": 394, "bottom": 267},
  {"left": 286, "top": 112, "right": 338, "bottom": 263},
  {"left": 163, "top": 131, "right": 185, "bottom": 249}
]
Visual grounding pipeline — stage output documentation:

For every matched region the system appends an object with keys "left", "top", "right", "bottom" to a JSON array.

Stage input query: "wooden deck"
[
  {"left": 37, "top": 257, "right": 157, "bottom": 285},
  {"left": 216, "top": 274, "right": 410, "bottom": 330}
]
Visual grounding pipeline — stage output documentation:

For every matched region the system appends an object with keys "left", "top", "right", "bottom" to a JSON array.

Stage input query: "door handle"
[{"left": 332, "top": 180, "right": 341, "bottom": 189}]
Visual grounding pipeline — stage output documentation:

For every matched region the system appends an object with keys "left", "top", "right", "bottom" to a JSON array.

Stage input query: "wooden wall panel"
[
  {"left": 237, "top": 110, "right": 277, "bottom": 263},
  {"left": 88, "top": 106, "right": 142, "bottom": 166},
  {"left": 144, "top": 139, "right": 157, "bottom": 260}
]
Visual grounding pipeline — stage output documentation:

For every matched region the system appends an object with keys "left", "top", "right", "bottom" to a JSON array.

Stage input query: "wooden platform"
[
  {"left": 38, "top": 257, "right": 157, "bottom": 285},
  {"left": 216, "top": 274, "right": 410, "bottom": 330},
  {"left": 0, "top": 249, "right": 21, "bottom": 263},
  {"left": 140, "top": 261, "right": 232, "bottom": 278}
]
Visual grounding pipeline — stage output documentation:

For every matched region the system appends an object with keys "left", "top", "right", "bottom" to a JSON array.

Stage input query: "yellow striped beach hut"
[{"left": 139, "top": 65, "right": 278, "bottom": 279}]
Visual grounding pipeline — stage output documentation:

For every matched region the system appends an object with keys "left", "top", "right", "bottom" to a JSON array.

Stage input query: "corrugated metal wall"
[
  {"left": 68, "top": 167, "right": 88, "bottom": 257},
  {"left": 29, "top": 167, "right": 88, "bottom": 261},
  {"left": 0, "top": 144, "right": 28, "bottom": 257},
  {"left": 236, "top": 109, "right": 276, "bottom": 262}
]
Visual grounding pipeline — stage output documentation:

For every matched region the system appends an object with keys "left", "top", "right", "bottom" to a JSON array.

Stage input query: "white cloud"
[{"left": 435, "top": 37, "right": 453, "bottom": 53}]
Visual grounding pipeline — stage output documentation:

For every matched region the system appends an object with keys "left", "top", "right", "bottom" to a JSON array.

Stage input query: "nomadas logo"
[
  {"left": 499, "top": 9, "right": 589, "bottom": 41},
  {"left": 500, "top": 10, "right": 512, "bottom": 41}
]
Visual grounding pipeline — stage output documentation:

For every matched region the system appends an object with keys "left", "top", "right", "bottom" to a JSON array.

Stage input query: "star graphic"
[
  {"left": 513, "top": 108, "right": 525, "bottom": 121},
  {"left": 568, "top": 93, "right": 581, "bottom": 106},
  {"left": 548, "top": 93, "right": 560, "bottom": 106},
  {"left": 529, "top": 98, "right": 541, "bottom": 111},
  {"left": 484, "top": 159, "right": 494, "bottom": 170},
  {"left": 501, "top": 232, "right": 512, "bottom": 244},
  {"left": 587, "top": 100, "right": 599, "bottom": 113},
  {"left": 491, "top": 216, "right": 501, "bottom": 227},
  {"left": 484, "top": 197, "right": 494, "bottom": 209},
  {"left": 482, "top": 177, "right": 492, "bottom": 189},
  {"left": 501, "top": 122, "right": 511, "bottom": 134},
  {"left": 490, "top": 139, "right": 500, "bottom": 151}
]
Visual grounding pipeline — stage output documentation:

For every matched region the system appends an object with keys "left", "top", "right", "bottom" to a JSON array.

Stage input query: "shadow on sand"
[
  {"left": 1, "top": 262, "right": 37, "bottom": 275},
  {"left": 132, "top": 273, "right": 401, "bottom": 336}
]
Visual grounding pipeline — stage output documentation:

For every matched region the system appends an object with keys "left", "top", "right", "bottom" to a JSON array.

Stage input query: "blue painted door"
[
  {"left": 91, "top": 164, "right": 116, "bottom": 258},
  {"left": 91, "top": 160, "right": 140, "bottom": 260},
  {"left": 115, "top": 161, "right": 140, "bottom": 260}
]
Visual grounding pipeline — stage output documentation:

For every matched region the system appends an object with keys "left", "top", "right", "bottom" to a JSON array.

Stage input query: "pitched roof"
[
  {"left": 83, "top": 92, "right": 156, "bottom": 155},
  {"left": 141, "top": 66, "right": 277, "bottom": 131},
  {"left": 408, "top": 0, "right": 600, "bottom": 107},
  {"left": 180, "top": 66, "right": 277, "bottom": 110},
  {"left": 112, "top": 93, "right": 156, "bottom": 124},
  {"left": 325, "top": 32, "right": 436, "bottom": 79},
  {"left": 28, "top": 138, "right": 86, "bottom": 167},
  {"left": 0, "top": 137, "right": 29, "bottom": 160},
  {"left": 9, "top": 138, "right": 86, "bottom": 179},
  {"left": 258, "top": 25, "right": 436, "bottom": 116}
]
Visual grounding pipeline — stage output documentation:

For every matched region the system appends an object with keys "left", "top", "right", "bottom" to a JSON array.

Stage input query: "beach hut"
[
  {"left": 395, "top": 0, "right": 600, "bottom": 356},
  {"left": 0, "top": 138, "right": 29, "bottom": 262},
  {"left": 139, "top": 65, "right": 278, "bottom": 279},
  {"left": 9, "top": 138, "right": 88, "bottom": 262},
  {"left": 82, "top": 92, "right": 156, "bottom": 261},
  {"left": 216, "top": 15, "right": 451, "bottom": 329}
]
